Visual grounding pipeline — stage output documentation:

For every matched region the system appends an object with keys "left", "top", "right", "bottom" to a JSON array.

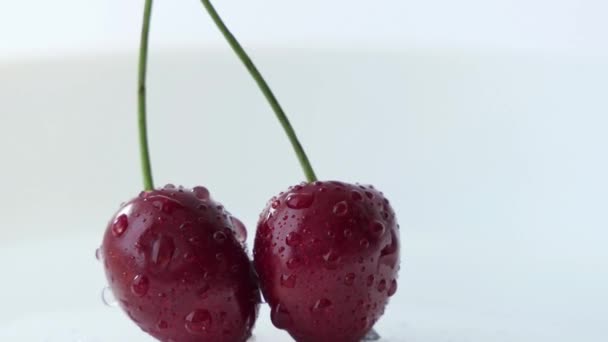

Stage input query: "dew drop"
[
  {"left": 360, "top": 239, "right": 370, "bottom": 249},
  {"left": 311, "top": 298, "right": 332, "bottom": 313},
  {"left": 112, "top": 214, "right": 129, "bottom": 237},
  {"left": 365, "top": 191, "right": 374, "bottom": 200},
  {"left": 271, "top": 200, "right": 280, "bottom": 209},
  {"left": 163, "top": 184, "right": 176, "bottom": 189},
  {"left": 231, "top": 217, "right": 247, "bottom": 243},
  {"left": 286, "top": 192, "right": 315, "bottom": 209},
  {"left": 280, "top": 274, "right": 297, "bottom": 288},
  {"left": 101, "top": 287, "right": 117, "bottom": 307},
  {"left": 185, "top": 309, "right": 213, "bottom": 335},
  {"left": 130, "top": 275, "right": 149, "bottom": 297},
  {"left": 193, "top": 186, "right": 210, "bottom": 200},
  {"left": 367, "top": 275, "right": 375, "bottom": 287},
  {"left": 197, "top": 283, "right": 211, "bottom": 298},
  {"left": 369, "top": 220, "right": 386, "bottom": 238},
  {"left": 213, "top": 231, "right": 227, "bottom": 244},
  {"left": 271, "top": 304, "right": 292, "bottom": 329},
  {"left": 377, "top": 279, "right": 387, "bottom": 292},
  {"left": 332, "top": 201, "right": 349, "bottom": 217},
  {"left": 95, "top": 248, "right": 103, "bottom": 261},
  {"left": 343, "top": 229, "right": 353, "bottom": 238},
  {"left": 388, "top": 279, "right": 398, "bottom": 297},
  {"left": 344, "top": 273, "right": 356, "bottom": 286},
  {"left": 180, "top": 221, "right": 193, "bottom": 230},
  {"left": 157, "top": 320, "right": 168, "bottom": 330},
  {"left": 285, "top": 232, "right": 301, "bottom": 247},
  {"left": 351, "top": 191, "right": 363, "bottom": 201},
  {"left": 323, "top": 250, "right": 341, "bottom": 270},
  {"left": 286, "top": 257, "right": 301, "bottom": 270},
  {"left": 151, "top": 235, "right": 175, "bottom": 269}
]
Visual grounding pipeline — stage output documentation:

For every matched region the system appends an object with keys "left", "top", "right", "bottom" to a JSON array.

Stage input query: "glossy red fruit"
[
  {"left": 101, "top": 185, "right": 259, "bottom": 342},
  {"left": 254, "top": 181, "right": 400, "bottom": 342}
]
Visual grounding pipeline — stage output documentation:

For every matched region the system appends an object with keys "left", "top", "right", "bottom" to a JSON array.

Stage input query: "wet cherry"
[
  {"left": 102, "top": 186, "right": 259, "bottom": 342},
  {"left": 254, "top": 181, "right": 400, "bottom": 342}
]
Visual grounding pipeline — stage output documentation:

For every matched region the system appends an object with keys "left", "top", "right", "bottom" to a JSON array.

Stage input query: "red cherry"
[
  {"left": 101, "top": 186, "right": 260, "bottom": 342},
  {"left": 253, "top": 181, "right": 400, "bottom": 342}
]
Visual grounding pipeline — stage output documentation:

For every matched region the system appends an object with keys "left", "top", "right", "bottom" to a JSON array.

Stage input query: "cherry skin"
[
  {"left": 253, "top": 181, "right": 400, "bottom": 342},
  {"left": 101, "top": 185, "right": 260, "bottom": 342}
]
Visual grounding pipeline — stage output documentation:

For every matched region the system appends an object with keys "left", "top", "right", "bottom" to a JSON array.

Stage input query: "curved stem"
[
  {"left": 138, "top": 0, "right": 155, "bottom": 190},
  {"left": 199, "top": 0, "right": 318, "bottom": 183}
]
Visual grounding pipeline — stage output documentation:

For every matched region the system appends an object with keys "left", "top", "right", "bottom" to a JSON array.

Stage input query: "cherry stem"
[
  {"left": 199, "top": 0, "right": 318, "bottom": 183},
  {"left": 138, "top": 0, "right": 155, "bottom": 190}
]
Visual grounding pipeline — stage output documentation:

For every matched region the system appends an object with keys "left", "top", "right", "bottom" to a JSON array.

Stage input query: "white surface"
[
  {"left": 1, "top": 48, "right": 607, "bottom": 341},
  {"left": 1, "top": 0, "right": 608, "bottom": 59}
]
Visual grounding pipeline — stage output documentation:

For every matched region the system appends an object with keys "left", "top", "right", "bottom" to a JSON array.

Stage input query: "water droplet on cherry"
[
  {"left": 285, "top": 232, "right": 301, "bottom": 246},
  {"left": 101, "top": 287, "right": 117, "bottom": 307},
  {"left": 131, "top": 275, "right": 149, "bottom": 297},
  {"left": 185, "top": 309, "right": 212, "bottom": 335},
  {"left": 271, "top": 304, "right": 292, "bottom": 329},
  {"left": 280, "top": 274, "right": 297, "bottom": 288},
  {"left": 332, "top": 201, "right": 349, "bottom": 216},
  {"left": 112, "top": 214, "right": 128, "bottom": 237},
  {"left": 193, "top": 186, "right": 210, "bottom": 200},
  {"left": 286, "top": 192, "right": 315, "bottom": 209},
  {"left": 151, "top": 235, "right": 175, "bottom": 269}
]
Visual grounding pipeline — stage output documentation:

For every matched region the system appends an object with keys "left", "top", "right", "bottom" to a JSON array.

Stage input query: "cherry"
[
  {"left": 253, "top": 181, "right": 400, "bottom": 342},
  {"left": 101, "top": 186, "right": 260, "bottom": 342}
]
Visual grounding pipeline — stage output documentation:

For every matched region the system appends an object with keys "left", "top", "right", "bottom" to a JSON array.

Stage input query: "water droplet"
[
  {"left": 179, "top": 221, "right": 193, "bottom": 230},
  {"left": 280, "top": 274, "right": 297, "bottom": 288},
  {"left": 198, "top": 204, "right": 208, "bottom": 211},
  {"left": 183, "top": 252, "right": 195, "bottom": 263},
  {"left": 157, "top": 320, "right": 168, "bottom": 330},
  {"left": 360, "top": 239, "right": 370, "bottom": 249},
  {"left": 112, "top": 214, "right": 129, "bottom": 237},
  {"left": 323, "top": 250, "right": 341, "bottom": 270},
  {"left": 362, "top": 328, "right": 381, "bottom": 341},
  {"left": 332, "top": 201, "right": 349, "bottom": 216},
  {"left": 152, "top": 195, "right": 184, "bottom": 214},
  {"left": 286, "top": 192, "right": 315, "bottom": 209},
  {"left": 231, "top": 217, "right": 247, "bottom": 243},
  {"left": 193, "top": 186, "right": 210, "bottom": 200},
  {"left": 367, "top": 275, "right": 375, "bottom": 287},
  {"left": 215, "top": 253, "right": 224, "bottom": 261},
  {"left": 377, "top": 279, "right": 387, "bottom": 292},
  {"left": 351, "top": 191, "right": 363, "bottom": 201},
  {"left": 343, "top": 229, "right": 352, "bottom": 238},
  {"left": 271, "top": 304, "right": 292, "bottom": 329},
  {"left": 285, "top": 232, "right": 301, "bottom": 247},
  {"left": 101, "top": 287, "right": 117, "bottom": 307},
  {"left": 213, "top": 231, "right": 227, "bottom": 244},
  {"left": 286, "top": 257, "right": 301, "bottom": 270},
  {"left": 189, "top": 236, "right": 202, "bottom": 246},
  {"left": 312, "top": 298, "right": 332, "bottom": 312},
  {"left": 344, "top": 273, "right": 356, "bottom": 286},
  {"left": 197, "top": 283, "right": 210, "bottom": 298},
  {"left": 365, "top": 191, "right": 374, "bottom": 200},
  {"left": 185, "top": 309, "right": 212, "bottom": 335},
  {"left": 164, "top": 184, "right": 176, "bottom": 189},
  {"left": 95, "top": 248, "right": 103, "bottom": 261},
  {"left": 369, "top": 220, "right": 386, "bottom": 238},
  {"left": 388, "top": 279, "right": 398, "bottom": 296},
  {"left": 271, "top": 200, "right": 280, "bottom": 209},
  {"left": 152, "top": 235, "right": 175, "bottom": 269},
  {"left": 131, "top": 275, "right": 149, "bottom": 297}
]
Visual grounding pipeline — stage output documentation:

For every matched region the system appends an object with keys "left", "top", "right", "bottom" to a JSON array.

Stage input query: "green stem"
[
  {"left": 138, "top": 0, "right": 155, "bottom": 190},
  {"left": 199, "top": 0, "right": 318, "bottom": 183}
]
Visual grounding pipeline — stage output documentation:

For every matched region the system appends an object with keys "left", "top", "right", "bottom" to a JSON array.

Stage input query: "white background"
[{"left": 0, "top": 1, "right": 607, "bottom": 341}]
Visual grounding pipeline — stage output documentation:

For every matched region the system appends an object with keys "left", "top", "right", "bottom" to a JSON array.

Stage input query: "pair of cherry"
[
  {"left": 102, "top": 181, "right": 399, "bottom": 342},
  {"left": 100, "top": 1, "right": 400, "bottom": 342}
]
